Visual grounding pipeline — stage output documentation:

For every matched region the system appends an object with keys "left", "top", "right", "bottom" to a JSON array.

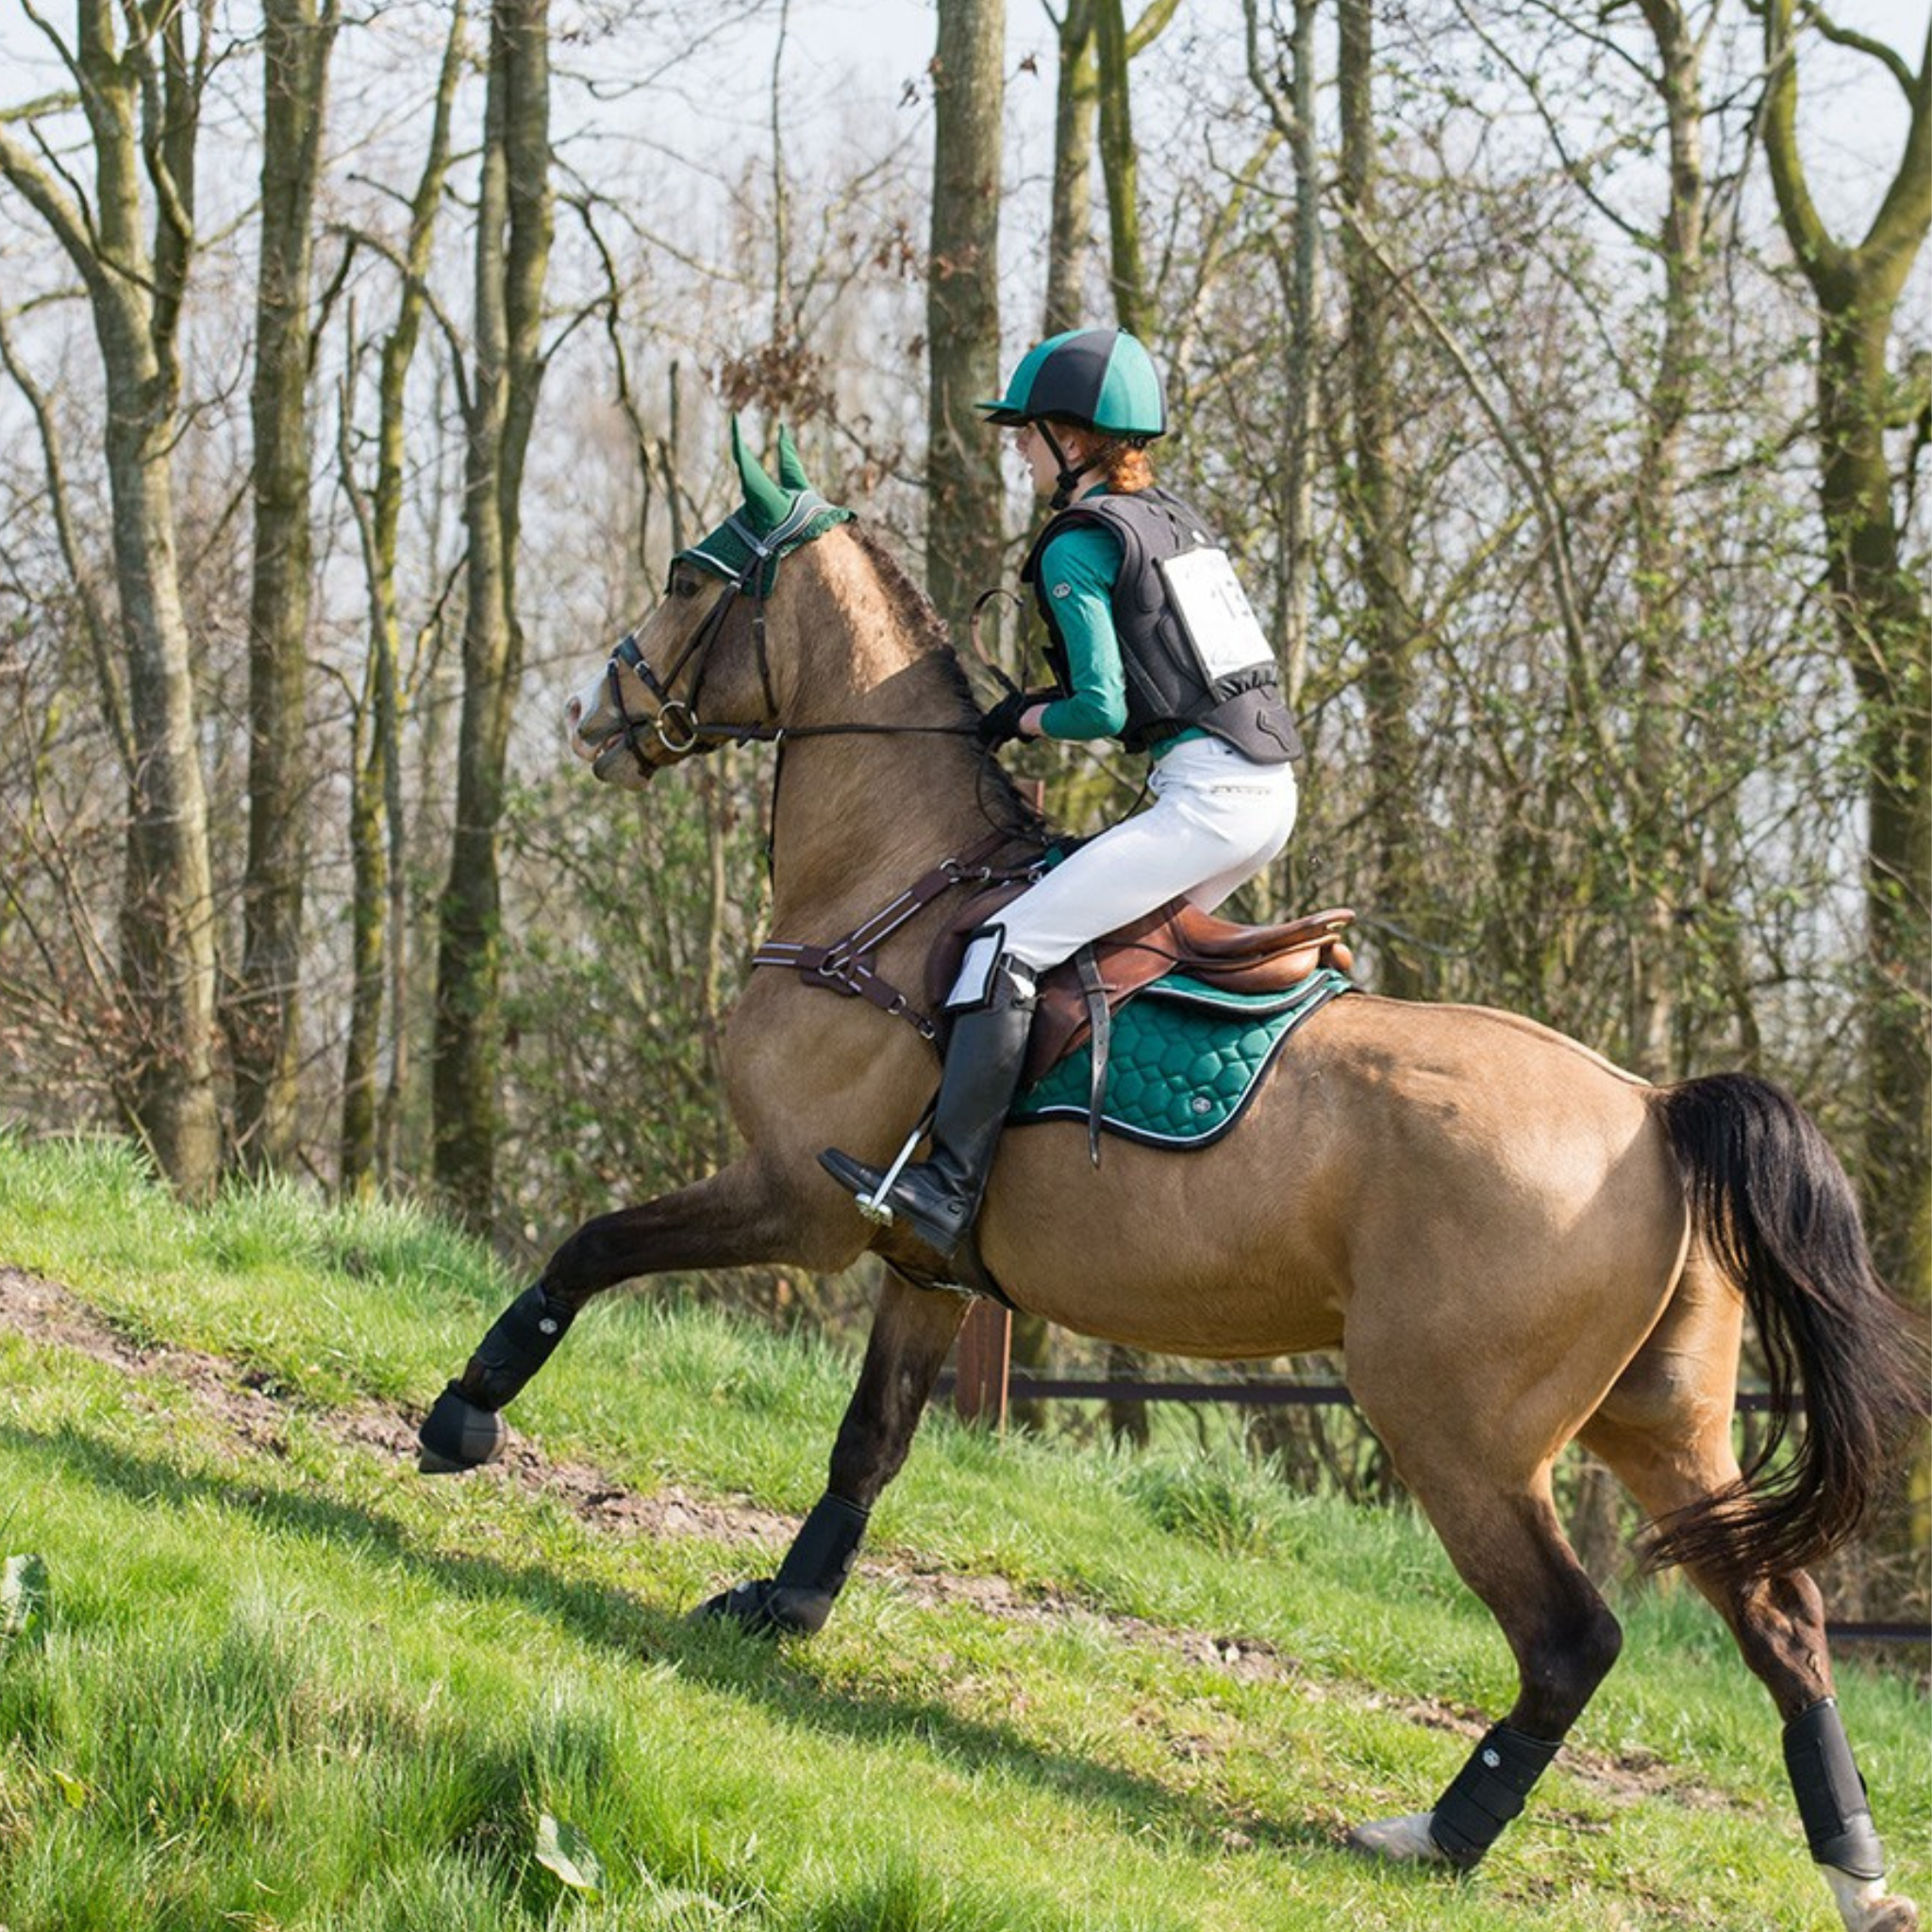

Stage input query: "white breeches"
[{"left": 952, "top": 738, "right": 1298, "bottom": 1001}]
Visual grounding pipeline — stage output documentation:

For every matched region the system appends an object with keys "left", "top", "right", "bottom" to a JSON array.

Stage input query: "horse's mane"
[{"left": 848, "top": 522, "right": 1049, "bottom": 845}]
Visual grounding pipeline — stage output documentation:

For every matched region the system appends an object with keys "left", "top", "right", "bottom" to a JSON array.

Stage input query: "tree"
[
  {"left": 1044, "top": 0, "right": 1099, "bottom": 336},
  {"left": 233, "top": 0, "right": 341, "bottom": 1172},
  {"left": 1760, "top": 0, "right": 1931, "bottom": 1297},
  {"left": 338, "top": 2, "right": 467, "bottom": 1196},
  {"left": 433, "top": 0, "right": 555, "bottom": 1228},
  {"left": 925, "top": 0, "right": 1006, "bottom": 630},
  {"left": 1618, "top": 0, "right": 1710, "bottom": 1081},
  {"left": 1091, "top": 0, "right": 1150, "bottom": 339},
  {"left": 1336, "top": 0, "right": 1429, "bottom": 1001},
  {"left": 1445, "top": 0, "right": 1721, "bottom": 1061},
  {"left": 0, "top": 2, "right": 223, "bottom": 1196}
]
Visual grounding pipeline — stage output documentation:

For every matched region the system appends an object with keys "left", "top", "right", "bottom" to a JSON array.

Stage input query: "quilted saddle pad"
[{"left": 1008, "top": 965, "right": 1355, "bottom": 1150}]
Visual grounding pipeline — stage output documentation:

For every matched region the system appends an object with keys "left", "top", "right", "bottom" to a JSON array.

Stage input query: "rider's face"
[{"left": 1014, "top": 421, "right": 1087, "bottom": 497}]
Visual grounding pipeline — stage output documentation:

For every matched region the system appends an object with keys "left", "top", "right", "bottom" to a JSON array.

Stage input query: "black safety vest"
[{"left": 1020, "top": 488, "right": 1303, "bottom": 764}]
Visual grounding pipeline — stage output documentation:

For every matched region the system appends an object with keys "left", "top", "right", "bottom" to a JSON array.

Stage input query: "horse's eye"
[{"left": 672, "top": 570, "right": 702, "bottom": 600}]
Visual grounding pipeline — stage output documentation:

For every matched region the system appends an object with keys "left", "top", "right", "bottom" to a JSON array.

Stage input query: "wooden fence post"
[{"left": 953, "top": 1298, "right": 1011, "bottom": 1428}]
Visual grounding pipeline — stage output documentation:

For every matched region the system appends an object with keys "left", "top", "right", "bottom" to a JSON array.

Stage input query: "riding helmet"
[{"left": 977, "top": 328, "right": 1168, "bottom": 441}]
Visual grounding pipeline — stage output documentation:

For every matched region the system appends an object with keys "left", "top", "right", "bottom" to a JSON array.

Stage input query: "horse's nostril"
[{"left": 564, "top": 696, "right": 583, "bottom": 736}]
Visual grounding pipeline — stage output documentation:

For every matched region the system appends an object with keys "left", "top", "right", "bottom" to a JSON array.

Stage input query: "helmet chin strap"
[{"left": 1039, "top": 423, "right": 1099, "bottom": 509}]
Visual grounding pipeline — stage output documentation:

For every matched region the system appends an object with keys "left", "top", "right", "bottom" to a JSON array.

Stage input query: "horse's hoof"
[
  {"left": 1866, "top": 1907, "right": 1922, "bottom": 1932},
  {"left": 1347, "top": 1813, "right": 1448, "bottom": 1864},
  {"left": 1827, "top": 1869, "right": 1921, "bottom": 1932},
  {"left": 688, "top": 1579, "right": 832, "bottom": 1638},
  {"left": 416, "top": 1382, "right": 508, "bottom": 1473}
]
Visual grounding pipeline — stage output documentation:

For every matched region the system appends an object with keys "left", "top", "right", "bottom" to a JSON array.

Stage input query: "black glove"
[{"left": 975, "top": 690, "right": 1035, "bottom": 749}]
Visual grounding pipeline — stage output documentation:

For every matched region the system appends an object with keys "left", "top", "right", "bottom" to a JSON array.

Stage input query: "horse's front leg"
[
  {"left": 691, "top": 1269, "right": 969, "bottom": 1638},
  {"left": 417, "top": 1161, "right": 810, "bottom": 1473}
]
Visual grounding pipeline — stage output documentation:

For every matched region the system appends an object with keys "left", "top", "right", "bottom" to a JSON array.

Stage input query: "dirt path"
[{"left": 0, "top": 1263, "right": 1755, "bottom": 1817}]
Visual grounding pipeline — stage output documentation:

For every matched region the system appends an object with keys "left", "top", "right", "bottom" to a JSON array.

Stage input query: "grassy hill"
[{"left": 0, "top": 1134, "right": 1924, "bottom": 1931}]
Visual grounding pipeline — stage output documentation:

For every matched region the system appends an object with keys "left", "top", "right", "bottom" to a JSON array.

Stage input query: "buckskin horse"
[{"left": 418, "top": 428, "right": 1925, "bottom": 1931}]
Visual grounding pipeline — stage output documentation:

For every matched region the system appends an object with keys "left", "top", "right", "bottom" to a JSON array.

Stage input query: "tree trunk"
[
  {"left": 1092, "top": 0, "right": 1149, "bottom": 339},
  {"left": 234, "top": 0, "right": 338, "bottom": 1172},
  {"left": 1624, "top": 0, "right": 1707, "bottom": 1083},
  {"left": 1760, "top": 1, "right": 1931, "bottom": 1298},
  {"left": 1045, "top": 0, "right": 1098, "bottom": 337},
  {"left": 341, "top": 2, "right": 464, "bottom": 1197},
  {"left": 0, "top": 2, "right": 222, "bottom": 1197},
  {"left": 434, "top": 0, "right": 553, "bottom": 1230},
  {"left": 926, "top": 0, "right": 1006, "bottom": 629},
  {"left": 1339, "top": 0, "right": 1426, "bottom": 1002},
  {"left": 1279, "top": 0, "right": 1319, "bottom": 710}
]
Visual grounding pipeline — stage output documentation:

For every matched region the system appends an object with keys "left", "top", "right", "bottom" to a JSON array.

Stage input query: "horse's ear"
[
  {"left": 731, "top": 417, "right": 791, "bottom": 532},
  {"left": 775, "top": 425, "right": 812, "bottom": 494}
]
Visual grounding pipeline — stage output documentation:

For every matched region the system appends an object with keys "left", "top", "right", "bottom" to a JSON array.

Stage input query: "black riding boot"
[{"left": 820, "top": 957, "right": 1038, "bottom": 1260}]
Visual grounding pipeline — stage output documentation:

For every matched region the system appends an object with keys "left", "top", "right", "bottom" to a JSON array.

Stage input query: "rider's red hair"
[
  {"left": 1099, "top": 441, "right": 1155, "bottom": 493},
  {"left": 1043, "top": 418, "right": 1156, "bottom": 494}
]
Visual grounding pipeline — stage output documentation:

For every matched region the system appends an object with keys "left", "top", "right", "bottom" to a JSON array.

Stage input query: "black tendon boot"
[{"left": 820, "top": 956, "right": 1037, "bottom": 1260}]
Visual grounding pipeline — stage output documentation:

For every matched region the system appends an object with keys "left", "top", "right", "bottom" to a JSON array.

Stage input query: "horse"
[{"left": 418, "top": 428, "right": 1926, "bottom": 1932}]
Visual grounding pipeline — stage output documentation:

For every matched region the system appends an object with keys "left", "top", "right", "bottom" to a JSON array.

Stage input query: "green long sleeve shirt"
[{"left": 1034, "top": 520, "right": 1130, "bottom": 741}]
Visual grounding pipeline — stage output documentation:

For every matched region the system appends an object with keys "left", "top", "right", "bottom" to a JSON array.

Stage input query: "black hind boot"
[{"left": 820, "top": 954, "right": 1037, "bottom": 1260}]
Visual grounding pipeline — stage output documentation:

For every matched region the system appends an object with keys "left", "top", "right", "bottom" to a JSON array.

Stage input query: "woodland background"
[{"left": 0, "top": 0, "right": 1926, "bottom": 1584}]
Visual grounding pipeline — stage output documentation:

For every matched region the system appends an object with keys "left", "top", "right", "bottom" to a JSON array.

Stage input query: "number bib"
[{"left": 1158, "top": 546, "right": 1273, "bottom": 682}]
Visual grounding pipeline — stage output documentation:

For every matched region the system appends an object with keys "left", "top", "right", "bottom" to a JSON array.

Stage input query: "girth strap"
[{"left": 1074, "top": 945, "right": 1110, "bottom": 1167}]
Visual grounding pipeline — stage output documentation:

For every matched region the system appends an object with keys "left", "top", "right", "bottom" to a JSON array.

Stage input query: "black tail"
[{"left": 1645, "top": 1073, "right": 1928, "bottom": 1584}]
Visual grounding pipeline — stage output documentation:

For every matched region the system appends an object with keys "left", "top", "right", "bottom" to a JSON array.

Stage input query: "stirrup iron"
[{"left": 854, "top": 1104, "right": 936, "bottom": 1226}]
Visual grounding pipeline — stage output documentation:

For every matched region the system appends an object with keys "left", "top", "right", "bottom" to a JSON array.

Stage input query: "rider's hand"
[{"left": 975, "top": 690, "right": 1037, "bottom": 749}]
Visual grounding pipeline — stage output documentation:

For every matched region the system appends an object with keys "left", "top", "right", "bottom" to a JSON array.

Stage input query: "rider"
[{"left": 821, "top": 326, "right": 1303, "bottom": 1261}]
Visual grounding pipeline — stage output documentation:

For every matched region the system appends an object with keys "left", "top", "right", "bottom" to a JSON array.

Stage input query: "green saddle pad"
[{"left": 1010, "top": 966, "right": 1355, "bottom": 1150}]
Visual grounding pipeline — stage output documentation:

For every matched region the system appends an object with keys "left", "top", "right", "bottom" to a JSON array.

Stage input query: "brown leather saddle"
[{"left": 930, "top": 888, "right": 1356, "bottom": 1087}]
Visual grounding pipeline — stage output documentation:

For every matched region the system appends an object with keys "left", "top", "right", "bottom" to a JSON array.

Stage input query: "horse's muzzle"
[{"left": 564, "top": 680, "right": 658, "bottom": 789}]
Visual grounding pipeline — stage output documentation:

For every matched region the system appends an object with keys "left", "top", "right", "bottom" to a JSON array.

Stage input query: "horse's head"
[{"left": 565, "top": 421, "right": 853, "bottom": 790}]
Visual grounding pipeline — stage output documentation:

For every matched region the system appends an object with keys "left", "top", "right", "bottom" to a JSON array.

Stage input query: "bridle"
[{"left": 600, "top": 492, "right": 980, "bottom": 783}]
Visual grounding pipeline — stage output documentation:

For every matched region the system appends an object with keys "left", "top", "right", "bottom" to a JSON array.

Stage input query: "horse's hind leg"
[
  {"left": 1583, "top": 1377, "right": 1920, "bottom": 1932},
  {"left": 1346, "top": 1451, "right": 1624, "bottom": 1870},
  {"left": 693, "top": 1269, "right": 968, "bottom": 1636}
]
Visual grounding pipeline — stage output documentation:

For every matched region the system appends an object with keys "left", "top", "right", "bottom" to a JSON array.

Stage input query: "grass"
[{"left": 0, "top": 1130, "right": 1924, "bottom": 1930}]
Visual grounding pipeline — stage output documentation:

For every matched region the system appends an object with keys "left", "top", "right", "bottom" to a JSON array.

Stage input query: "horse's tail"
[{"left": 1644, "top": 1072, "right": 1927, "bottom": 1586}]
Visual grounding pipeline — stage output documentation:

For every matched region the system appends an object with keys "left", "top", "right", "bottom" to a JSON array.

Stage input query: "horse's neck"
[
  {"left": 766, "top": 701, "right": 1004, "bottom": 935},
  {"left": 765, "top": 541, "right": 1019, "bottom": 934}
]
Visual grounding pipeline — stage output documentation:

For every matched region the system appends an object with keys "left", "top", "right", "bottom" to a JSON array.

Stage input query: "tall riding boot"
[{"left": 820, "top": 957, "right": 1038, "bottom": 1260}]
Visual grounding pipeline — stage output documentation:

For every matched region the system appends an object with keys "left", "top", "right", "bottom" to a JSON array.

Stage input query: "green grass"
[{"left": 0, "top": 1132, "right": 1924, "bottom": 1930}]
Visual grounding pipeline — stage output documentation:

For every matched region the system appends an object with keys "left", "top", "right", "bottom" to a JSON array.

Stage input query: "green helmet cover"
[{"left": 977, "top": 328, "right": 1167, "bottom": 439}]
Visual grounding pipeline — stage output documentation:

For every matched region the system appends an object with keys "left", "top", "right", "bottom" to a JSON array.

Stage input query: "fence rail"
[
  {"left": 938, "top": 1374, "right": 1807, "bottom": 1413},
  {"left": 937, "top": 1302, "right": 1928, "bottom": 1651}
]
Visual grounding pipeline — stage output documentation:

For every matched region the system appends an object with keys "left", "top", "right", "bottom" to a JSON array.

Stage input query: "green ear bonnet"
[{"left": 674, "top": 422, "right": 853, "bottom": 596}]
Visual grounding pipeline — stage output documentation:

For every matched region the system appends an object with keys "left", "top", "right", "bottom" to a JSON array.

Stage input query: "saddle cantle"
[{"left": 931, "top": 889, "right": 1356, "bottom": 1086}]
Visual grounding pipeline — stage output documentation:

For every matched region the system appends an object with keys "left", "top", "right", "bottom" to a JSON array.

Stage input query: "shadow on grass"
[{"left": 6, "top": 1416, "right": 1360, "bottom": 1872}]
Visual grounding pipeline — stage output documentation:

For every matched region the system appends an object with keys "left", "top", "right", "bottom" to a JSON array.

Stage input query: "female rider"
[{"left": 822, "top": 326, "right": 1302, "bottom": 1260}]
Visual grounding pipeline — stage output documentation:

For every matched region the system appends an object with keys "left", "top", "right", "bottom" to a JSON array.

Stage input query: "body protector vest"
[{"left": 1020, "top": 489, "right": 1303, "bottom": 764}]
